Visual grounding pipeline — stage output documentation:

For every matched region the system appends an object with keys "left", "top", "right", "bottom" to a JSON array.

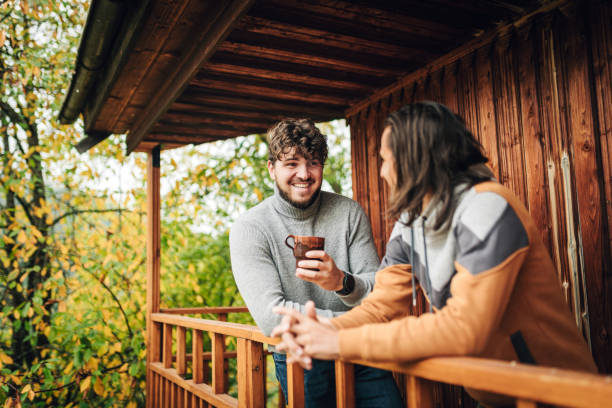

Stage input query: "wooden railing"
[{"left": 148, "top": 308, "right": 612, "bottom": 407}]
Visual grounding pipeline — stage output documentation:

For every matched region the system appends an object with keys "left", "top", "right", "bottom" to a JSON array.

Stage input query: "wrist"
[{"left": 335, "top": 272, "right": 355, "bottom": 296}]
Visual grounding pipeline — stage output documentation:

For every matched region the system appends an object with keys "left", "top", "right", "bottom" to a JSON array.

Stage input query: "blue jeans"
[{"left": 273, "top": 353, "right": 403, "bottom": 408}]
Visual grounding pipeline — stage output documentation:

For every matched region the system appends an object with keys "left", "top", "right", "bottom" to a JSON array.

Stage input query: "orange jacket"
[{"left": 332, "top": 182, "right": 596, "bottom": 378}]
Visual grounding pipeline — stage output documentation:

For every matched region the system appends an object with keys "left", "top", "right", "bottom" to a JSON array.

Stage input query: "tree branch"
[{"left": 51, "top": 208, "right": 127, "bottom": 227}]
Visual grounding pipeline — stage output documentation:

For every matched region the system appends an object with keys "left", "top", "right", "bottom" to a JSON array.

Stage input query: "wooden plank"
[
  {"left": 492, "top": 34, "right": 527, "bottom": 204},
  {"left": 163, "top": 324, "right": 173, "bottom": 369},
  {"left": 177, "top": 326, "right": 187, "bottom": 376},
  {"left": 193, "top": 330, "right": 204, "bottom": 384},
  {"left": 474, "top": 44, "right": 500, "bottom": 179},
  {"left": 126, "top": 0, "right": 255, "bottom": 153},
  {"left": 365, "top": 105, "right": 384, "bottom": 257},
  {"left": 190, "top": 77, "right": 351, "bottom": 106},
  {"left": 150, "top": 362, "right": 238, "bottom": 408},
  {"left": 212, "top": 333, "right": 226, "bottom": 394},
  {"left": 456, "top": 55, "right": 479, "bottom": 139},
  {"left": 406, "top": 376, "right": 434, "bottom": 408},
  {"left": 441, "top": 63, "right": 459, "bottom": 114},
  {"left": 160, "top": 307, "right": 249, "bottom": 315},
  {"left": 335, "top": 361, "right": 355, "bottom": 408},
  {"left": 146, "top": 147, "right": 161, "bottom": 408},
  {"left": 243, "top": 340, "right": 265, "bottom": 408},
  {"left": 515, "top": 23, "right": 552, "bottom": 251},
  {"left": 287, "top": 361, "right": 305, "bottom": 408},
  {"left": 515, "top": 400, "right": 537, "bottom": 408},
  {"left": 588, "top": 0, "right": 612, "bottom": 374},
  {"left": 237, "top": 338, "right": 248, "bottom": 408},
  {"left": 204, "top": 61, "right": 375, "bottom": 93},
  {"left": 217, "top": 41, "right": 403, "bottom": 77},
  {"left": 354, "top": 357, "right": 612, "bottom": 408},
  {"left": 562, "top": 3, "right": 606, "bottom": 361}
]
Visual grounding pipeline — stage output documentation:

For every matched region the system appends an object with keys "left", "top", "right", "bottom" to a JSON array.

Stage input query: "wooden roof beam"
[{"left": 125, "top": 0, "right": 255, "bottom": 154}]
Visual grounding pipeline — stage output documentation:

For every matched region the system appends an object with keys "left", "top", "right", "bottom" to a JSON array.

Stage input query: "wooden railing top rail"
[
  {"left": 354, "top": 358, "right": 612, "bottom": 407},
  {"left": 151, "top": 313, "right": 279, "bottom": 345},
  {"left": 158, "top": 306, "right": 249, "bottom": 314}
]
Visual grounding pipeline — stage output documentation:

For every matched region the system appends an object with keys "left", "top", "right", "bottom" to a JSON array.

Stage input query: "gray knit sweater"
[{"left": 229, "top": 188, "right": 380, "bottom": 335}]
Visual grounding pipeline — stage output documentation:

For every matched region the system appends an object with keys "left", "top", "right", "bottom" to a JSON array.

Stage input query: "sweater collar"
[{"left": 272, "top": 184, "right": 322, "bottom": 220}]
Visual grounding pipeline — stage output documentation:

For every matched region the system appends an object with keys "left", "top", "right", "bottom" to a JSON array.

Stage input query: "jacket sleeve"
[
  {"left": 230, "top": 219, "right": 345, "bottom": 336},
  {"left": 338, "top": 196, "right": 530, "bottom": 362},
  {"left": 332, "top": 264, "right": 415, "bottom": 330}
]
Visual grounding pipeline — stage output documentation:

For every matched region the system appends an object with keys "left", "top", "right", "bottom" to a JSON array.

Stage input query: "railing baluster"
[
  {"left": 406, "top": 375, "right": 434, "bottom": 408},
  {"left": 516, "top": 399, "right": 537, "bottom": 408},
  {"left": 218, "top": 313, "right": 229, "bottom": 391},
  {"left": 177, "top": 326, "right": 187, "bottom": 376},
  {"left": 212, "top": 332, "right": 226, "bottom": 393},
  {"left": 287, "top": 360, "right": 305, "bottom": 407},
  {"left": 237, "top": 338, "right": 248, "bottom": 408},
  {"left": 248, "top": 340, "right": 265, "bottom": 408},
  {"left": 163, "top": 323, "right": 173, "bottom": 368},
  {"left": 192, "top": 329, "right": 204, "bottom": 384},
  {"left": 335, "top": 361, "right": 355, "bottom": 408}
]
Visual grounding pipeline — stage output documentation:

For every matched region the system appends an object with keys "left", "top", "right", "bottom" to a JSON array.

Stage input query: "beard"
[{"left": 277, "top": 181, "right": 321, "bottom": 209}]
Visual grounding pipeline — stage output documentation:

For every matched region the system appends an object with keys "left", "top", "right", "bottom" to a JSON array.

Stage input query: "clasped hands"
[{"left": 271, "top": 300, "right": 340, "bottom": 370}]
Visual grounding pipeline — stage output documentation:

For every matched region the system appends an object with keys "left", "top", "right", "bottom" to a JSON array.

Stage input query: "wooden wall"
[{"left": 348, "top": 0, "right": 611, "bottom": 374}]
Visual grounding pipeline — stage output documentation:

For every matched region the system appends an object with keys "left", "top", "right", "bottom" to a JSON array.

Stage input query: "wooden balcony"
[{"left": 146, "top": 307, "right": 612, "bottom": 407}]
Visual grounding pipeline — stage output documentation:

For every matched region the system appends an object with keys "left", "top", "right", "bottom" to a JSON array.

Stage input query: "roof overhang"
[{"left": 60, "top": 0, "right": 547, "bottom": 154}]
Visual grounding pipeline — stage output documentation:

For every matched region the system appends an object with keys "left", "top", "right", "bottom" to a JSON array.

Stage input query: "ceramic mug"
[{"left": 285, "top": 235, "right": 325, "bottom": 268}]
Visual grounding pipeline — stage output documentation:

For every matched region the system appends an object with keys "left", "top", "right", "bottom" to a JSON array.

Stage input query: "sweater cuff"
[{"left": 336, "top": 273, "right": 368, "bottom": 306}]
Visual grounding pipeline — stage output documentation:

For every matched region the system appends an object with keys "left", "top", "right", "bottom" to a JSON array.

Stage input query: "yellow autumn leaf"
[
  {"left": 126, "top": 402, "right": 137, "bottom": 408},
  {"left": 0, "top": 31, "right": 5, "bottom": 48},
  {"left": 93, "top": 377, "right": 105, "bottom": 396},
  {"left": 0, "top": 352, "right": 13, "bottom": 364},
  {"left": 17, "top": 230, "right": 27, "bottom": 244},
  {"left": 80, "top": 376, "right": 91, "bottom": 393}
]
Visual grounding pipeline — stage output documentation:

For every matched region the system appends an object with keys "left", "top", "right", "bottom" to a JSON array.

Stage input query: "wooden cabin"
[{"left": 60, "top": 0, "right": 612, "bottom": 406}]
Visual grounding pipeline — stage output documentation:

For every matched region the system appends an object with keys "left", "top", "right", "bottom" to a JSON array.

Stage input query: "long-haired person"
[{"left": 272, "top": 102, "right": 597, "bottom": 406}]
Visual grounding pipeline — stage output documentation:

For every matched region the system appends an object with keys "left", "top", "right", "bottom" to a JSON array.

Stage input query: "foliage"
[{"left": 0, "top": 1, "right": 352, "bottom": 407}]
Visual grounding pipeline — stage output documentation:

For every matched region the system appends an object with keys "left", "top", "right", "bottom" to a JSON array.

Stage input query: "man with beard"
[{"left": 229, "top": 119, "right": 402, "bottom": 407}]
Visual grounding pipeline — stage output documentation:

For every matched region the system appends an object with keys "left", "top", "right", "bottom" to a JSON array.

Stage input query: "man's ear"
[{"left": 267, "top": 160, "right": 276, "bottom": 180}]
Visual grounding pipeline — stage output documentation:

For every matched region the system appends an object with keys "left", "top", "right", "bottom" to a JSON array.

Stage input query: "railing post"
[
  {"left": 247, "top": 340, "right": 265, "bottom": 408},
  {"left": 406, "top": 375, "right": 434, "bottom": 408},
  {"left": 218, "top": 313, "right": 229, "bottom": 391},
  {"left": 335, "top": 361, "right": 355, "bottom": 408},
  {"left": 177, "top": 326, "right": 186, "bottom": 376},
  {"left": 287, "top": 360, "right": 305, "bottom": 407},
  {"left": 163, "top": 324, "right": 173, "bottom": 369},
  {"left": 237, "top": 338, "right": 248, "bottom": 408},
  {"left": 192, "top": 329, "right": 204, "bottom": 384},
  {"left": 212, "top": 333, "right": 226, "bottom": 393}
]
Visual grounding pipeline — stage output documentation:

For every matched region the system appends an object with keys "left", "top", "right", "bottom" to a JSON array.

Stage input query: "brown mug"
[{"left": 285, "top": 235, "right": 325, "bottom": 268}]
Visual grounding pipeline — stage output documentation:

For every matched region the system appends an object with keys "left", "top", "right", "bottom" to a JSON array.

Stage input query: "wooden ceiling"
[{"left": 71, "top": 0, "right": 545, "bottom": 153}]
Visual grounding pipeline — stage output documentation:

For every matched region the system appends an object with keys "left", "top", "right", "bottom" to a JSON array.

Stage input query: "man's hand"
[{"left": 296, "top": 250, "right": 344, "bottom": 291}]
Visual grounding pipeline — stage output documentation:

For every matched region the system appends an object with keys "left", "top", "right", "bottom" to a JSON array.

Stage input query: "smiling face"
[
  {"left": 379, "top": 126, "right": 397, "bottom": 191},
  {"left": 268, "top": 148, "right": 324, "bottom": 209}
]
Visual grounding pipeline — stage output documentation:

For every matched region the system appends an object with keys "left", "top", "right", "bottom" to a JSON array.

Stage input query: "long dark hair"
[{"left": 385, "top": 101, "right": 493, "bottom": 230}]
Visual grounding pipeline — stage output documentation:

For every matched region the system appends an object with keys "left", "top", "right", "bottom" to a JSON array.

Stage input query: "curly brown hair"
[{"left": 267, "top": 119, "right": 328, "bottom": 164}]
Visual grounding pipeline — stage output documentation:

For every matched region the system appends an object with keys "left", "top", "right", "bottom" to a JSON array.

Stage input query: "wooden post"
[
  {"left": 287, "top": 361, "right": 305, "bottom": 408},
  {"left": 406, "top": 376, "right": 434, "bottom": 408},
  {"left": 237, "top": 338, "right": 248, "bottom": 408},
  {"left": 218, "top": 313, "right": 229, "bottom": 392},
  {"left": 212, "top": 333, "right": 226, "bottom": 393},
  {"left": 192, "top": 329, "right": 204, "bottom": 384},
  {"left": 335, "top": 361, "right": 355, "bottom": 408},
  {"left": 146, "top": 145, "right": 161, "bottom": 408}
]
